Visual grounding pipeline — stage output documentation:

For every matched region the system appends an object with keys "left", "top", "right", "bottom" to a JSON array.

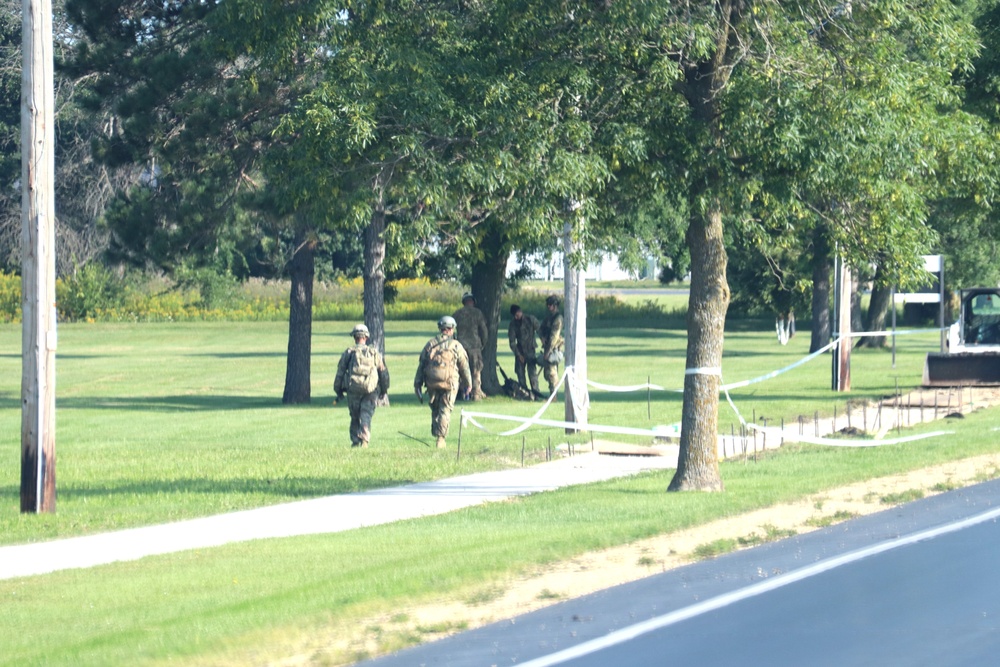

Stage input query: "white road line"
[{"left": 517, "top": 505, "right": 1000, "bottom": 667}]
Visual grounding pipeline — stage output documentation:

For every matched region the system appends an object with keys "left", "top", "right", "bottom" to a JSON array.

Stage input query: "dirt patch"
[{"left": 261, "top": 386, "right": 1000, "bottom": 666}]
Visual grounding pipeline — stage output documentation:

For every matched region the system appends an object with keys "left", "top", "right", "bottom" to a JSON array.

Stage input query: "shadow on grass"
[
  {"left": 54, "top": 395, "right": 327, "bottom": 412},
  {"left": 0, "top": 476, "right": 413, "bottom": 500}
]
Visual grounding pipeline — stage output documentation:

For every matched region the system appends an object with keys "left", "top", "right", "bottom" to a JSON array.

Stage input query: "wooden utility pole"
[
  {"left": 832, "top": 256, "right": 851, "bottom": 392},
  {"left": 21, "top": 0, "right": 57, "bottom": 513},
  {"left": 563, "top": 212, "right": 589, "bottom": 433}
]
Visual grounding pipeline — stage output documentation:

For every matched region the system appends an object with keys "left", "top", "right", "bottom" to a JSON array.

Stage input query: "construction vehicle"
[{"left": 924, "top": 287, "right": 1000, "bottom": 386}]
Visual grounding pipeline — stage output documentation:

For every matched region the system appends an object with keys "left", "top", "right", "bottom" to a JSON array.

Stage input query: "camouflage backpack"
[
  {"left": 425, "top": 340, "right": 457, "bottom": 391},
  {"left": 348, "top": 346, "right": 380, "bottom": 395}
]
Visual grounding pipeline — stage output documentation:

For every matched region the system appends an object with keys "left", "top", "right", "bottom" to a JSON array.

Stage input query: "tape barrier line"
[
  {"left": 586, "top": 379, "right": 665, "bottom": 392},
  {"left": 467, "top": 368, "right": 572, "bottom": 437},
  {"left": 580, "top": 327, "right": 942, "bottom": 395},
  {"left": 837, "top": 328, "right": 945, "bottom": 339},
  {"left": 720, "top": 339, "right": 837, "bottom": 391},
  {"left": 464, "top": 327, "right": 949, "bottom": 445}
]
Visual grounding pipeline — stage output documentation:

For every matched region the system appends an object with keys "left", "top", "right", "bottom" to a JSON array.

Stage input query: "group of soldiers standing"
[
  {"left": 507, "top": 295, "right": 564, "bottom": 399},
  {"left": 334, "top": 292, "right": 563, "bottom": 449}
]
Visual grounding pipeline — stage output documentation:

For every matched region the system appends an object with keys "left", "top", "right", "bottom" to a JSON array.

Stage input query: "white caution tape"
[
  {"left": 466, "top": 327, "right": 950, "bottom": 444},
  {"left": 586, "top": 379, "right": 665, "bottom": 392}
]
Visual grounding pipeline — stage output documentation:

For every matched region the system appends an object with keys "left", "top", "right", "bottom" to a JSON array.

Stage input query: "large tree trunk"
[
  {"left": 364, "top": 204, "right": 389, "bottom": 406},
  {"left": 668, "top": 206, "right": 728, "bottom": 492},
  {"left": 282, "top": 233, "right": 315, "bottom": 404},
  {"left": 810, "top": 225, "right": 833, "bottom": 353},
  {"left": 856, "top": 265, "right": 892, "bottom": 349},
  {"left": 469, "top": 236, "right": 509, "bottom": 397}
]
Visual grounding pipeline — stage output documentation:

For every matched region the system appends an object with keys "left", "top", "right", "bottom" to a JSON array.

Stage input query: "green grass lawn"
[
  {"left": 1, "top": 318, "right": 987, "bottom": 666},
  {"left": 1, "top": 319, "right": 934, "bottom": 544}
]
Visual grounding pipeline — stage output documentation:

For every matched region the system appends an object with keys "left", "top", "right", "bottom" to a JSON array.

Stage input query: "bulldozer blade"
[{"left": 924, "top": 352, "right": 1000, "bottom": 387}]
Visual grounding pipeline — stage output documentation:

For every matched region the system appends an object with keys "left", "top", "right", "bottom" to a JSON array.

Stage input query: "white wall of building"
[{"left": 508, "top": 252, "right": 658, "bottom": 282}]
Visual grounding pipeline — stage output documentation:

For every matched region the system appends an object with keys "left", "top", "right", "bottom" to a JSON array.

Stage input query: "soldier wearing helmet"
[
  {"left": 539, "top": 295, "right": 564, "bottom": 396},
  {"left": 414, "top": 315, "right": 472, "bottom": 447},
  {"left": 452, "top": 291, "right": 488, "bottom": 400},
  {"left": 334, "top": 323, "right": 390, "bottom": 448}
]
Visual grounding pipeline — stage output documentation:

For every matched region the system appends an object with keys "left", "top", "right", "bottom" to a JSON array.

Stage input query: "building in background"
[{"left": 508, "top": 252, "right": 660, "bottom": 282}]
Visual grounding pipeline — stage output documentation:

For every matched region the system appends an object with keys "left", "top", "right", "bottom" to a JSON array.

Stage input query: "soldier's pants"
[
  {"left": 428, "top": 386, "right": 459, "bottom": 437},
  {"left": 466, "top": 350, "right": 484, "bottom": 399},
  {"left": 515, "top": 353, "right": 539, "bottom": 393},
  {"left": 347, "top": 391, "right": 378, "bottom": 445},
  {"left": 541, "top": 359, "right": 560, "bottom": 395}
]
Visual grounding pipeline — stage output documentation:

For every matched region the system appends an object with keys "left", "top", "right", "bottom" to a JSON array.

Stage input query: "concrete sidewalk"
[{"left": 0, "top": 449, "right": 677, "bottom": 581}]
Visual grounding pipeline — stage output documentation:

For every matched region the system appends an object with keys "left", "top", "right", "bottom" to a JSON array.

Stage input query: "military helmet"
[
  {"left": 462, "top": 291, "right": 475, "bottom": 304},
  {"left": 546, "top": 295, "right": 560, "bottom": 307},
  {"left": 438, "top": 315, "right": 457, "bottom": 331},
  {"left": 352, "top": 323, "right": 370, "bottom": 337}
]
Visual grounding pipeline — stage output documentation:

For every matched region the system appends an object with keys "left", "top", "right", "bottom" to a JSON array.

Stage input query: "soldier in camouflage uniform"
[
  {"left": 334, "top": 323, "right": 390, "bottom": 448},
  {"left": 539, "top": 295, "right": 564, "bottom": 396},
  {"left": 507, "top": 304, "right": 541, "bottom": 395},
  {"left": 413, "top": 316, "right": 472, "bottom": 448},
  {"left": 452, "top": 292, "right": 488, "bottom": 400}
]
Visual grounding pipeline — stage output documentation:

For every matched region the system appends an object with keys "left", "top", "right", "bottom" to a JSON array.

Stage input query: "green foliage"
[
  {"left": 0, "top": 270, "right": 18, "bottom": 322},
  {"left": 173, "top": 264, "right": 240, "bottom": 310},
  {"left": 0, "top": 272, "right": 684, "bottom": 324},
  {"left": 56, "top": 263, "right": 133, "bottom": 321}
]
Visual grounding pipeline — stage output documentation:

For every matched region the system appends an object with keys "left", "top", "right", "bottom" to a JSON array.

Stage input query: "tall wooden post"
[
  {"left": 832, "top": 256, "right": 851, "bottom": 392},
  {"left": 21, "top": 0, "right": 57, "bottom": 513},
  {"left": 563, "top": 212, "right": 589, "bottom": 433}
]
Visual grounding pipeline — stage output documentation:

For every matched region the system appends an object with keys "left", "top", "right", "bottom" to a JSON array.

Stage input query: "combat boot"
[{"left": 436, "top": 436, "right": 446, "bottom": 448}]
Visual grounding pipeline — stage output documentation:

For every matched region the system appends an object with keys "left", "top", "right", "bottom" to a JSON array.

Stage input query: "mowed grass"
[
  {"left": 1, "top": 319, "right": 936, "bottom": 544},
  {"left": 0, "top": 319, "right": 935, "bottom": 545},
  {"left": 3, "top": 318, "right": 993, "bottom": 666}
]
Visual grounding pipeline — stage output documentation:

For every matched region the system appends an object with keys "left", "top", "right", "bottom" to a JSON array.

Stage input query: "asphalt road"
[{"left": 360, "top": 477, "right": 1000, "bottom": 667}]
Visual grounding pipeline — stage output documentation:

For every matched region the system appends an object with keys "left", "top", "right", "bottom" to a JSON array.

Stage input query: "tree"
[
  {"left": 0, "top": 0, "right": 131, "bottom": 274},
  {"left": 65, "top": 0, "right": 336, "bottom": 402}
]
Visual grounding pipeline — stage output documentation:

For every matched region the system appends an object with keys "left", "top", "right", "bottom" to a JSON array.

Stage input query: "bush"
[
  {"left": 0, "top": 271, "right": 19, "bottom": 322},
  {"left": 0, "top": 270, "right": 682, "bottom": 325},
  {"left": 57, "top": 264, "right": 134, "bottom": 321}
]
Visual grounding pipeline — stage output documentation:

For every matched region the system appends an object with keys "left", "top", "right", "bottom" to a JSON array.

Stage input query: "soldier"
[
  {"left": 413, "top": 316, "right": 472, "bottom": 448},
  {"left": 452, "top": 291, "right": 488, "bottom": 400},
  {"left": 539, "top": 295, "right": 564, "bottom": 396},
  {"left": 333, "top": 323, "right": 390, "bottom": 448},
  {"left": 507, "top": 304, "right": 541, "bottom": 396}
]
